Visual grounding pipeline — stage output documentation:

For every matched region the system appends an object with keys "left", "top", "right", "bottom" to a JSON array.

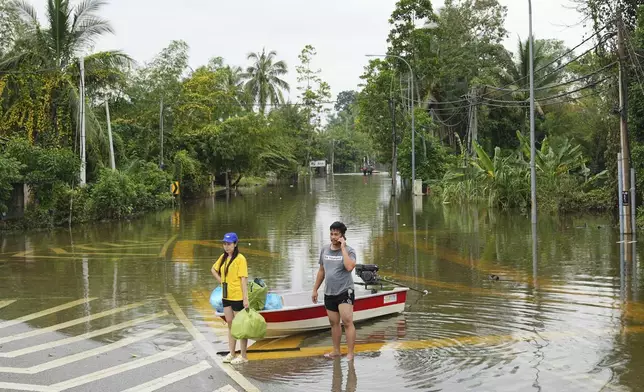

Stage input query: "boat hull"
[{"left": 216, "top": 287, "right": 408, "bottom": 338}]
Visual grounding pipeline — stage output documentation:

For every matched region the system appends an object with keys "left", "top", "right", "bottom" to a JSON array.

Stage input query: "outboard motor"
[{"left": 355, "top": 264, "right": 380, "bottom": 285}]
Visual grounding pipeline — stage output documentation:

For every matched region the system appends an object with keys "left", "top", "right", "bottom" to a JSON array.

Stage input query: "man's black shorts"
[
  {"left": 324, "top": 289, "right": 355, "bottom": 312},
  {"left": 222, "top": 299, "right": 244, "bottom": 312}
]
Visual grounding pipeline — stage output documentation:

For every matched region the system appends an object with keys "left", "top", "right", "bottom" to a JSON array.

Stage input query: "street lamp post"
[
  {"left": 366, "top": 54, "right": 416, "bottom": 191},
  {"left": 528, "top": 0, "right": 537, "bottom": 224}
]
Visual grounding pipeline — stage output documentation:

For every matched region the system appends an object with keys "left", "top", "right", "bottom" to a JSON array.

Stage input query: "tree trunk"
[{"left": 231, "top": 173, "right": 243, "bottom": 188}]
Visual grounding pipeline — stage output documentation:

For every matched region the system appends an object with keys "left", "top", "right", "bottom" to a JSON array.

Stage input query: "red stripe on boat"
[{"left": 260, "top": 290, "right": 407, "bottom": 323}]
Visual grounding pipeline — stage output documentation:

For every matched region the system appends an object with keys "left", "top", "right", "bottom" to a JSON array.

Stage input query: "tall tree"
[
  {"left": 334, "top": 90, "right": 357, "bottom": 114},
  {"left": 1, "top": 0, "right": 131, "bottom": 175},
  {"left": 242, "top": 48, "right": 289, "bottom": 115},
  {"left": 0, "top": 0, "right": 23, "bottom": 56},
  {"left": 8, "top": 0, "right": 130, "bottom": 71}
]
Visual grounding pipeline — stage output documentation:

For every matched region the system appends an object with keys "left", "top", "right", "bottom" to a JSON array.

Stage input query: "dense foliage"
[{"left": 1, "top": 0, "right": 643, "bottom": 229}]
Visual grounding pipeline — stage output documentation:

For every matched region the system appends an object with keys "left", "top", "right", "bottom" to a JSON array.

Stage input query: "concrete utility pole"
[
  {"left": 79, "top": 57, "right": 86, "bottom": 186},
  {"left": 528, "top": 0, "right": 537, "bottom": 225},
  {"left": 105, "top": 100, "right": 116, "bottom": 170},
  {"left": 390, "top": 98, "right": 398, "bottom": 196},
  {"left": 617, "top": 14, "right": 633, "bottom": 234},
  {"left": 467, "top": 86, "right": 478, "bottom": 154},
  {"left": 159, "top": 98, "right": 164, "bottom": 169}
]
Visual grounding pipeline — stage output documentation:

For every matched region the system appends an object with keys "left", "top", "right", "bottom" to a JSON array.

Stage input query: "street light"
[
  {"left": 366, "top": 54, "right": 416, "bottom": 192},
  {"left": 528, "top": 0, "right": 537, "bottom": 224}
]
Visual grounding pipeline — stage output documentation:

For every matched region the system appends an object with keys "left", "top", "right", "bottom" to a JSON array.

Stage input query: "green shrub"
[
  {"left": 126, "top": 161, "right": 173, "bottom": 210},
  {"left": 90, "top": 169, "right": 137, "bottom": 220}
]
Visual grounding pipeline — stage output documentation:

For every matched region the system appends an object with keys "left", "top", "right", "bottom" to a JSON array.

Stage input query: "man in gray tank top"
[{"left": 312, "top": 221, "right": 357, "bottom": 360}]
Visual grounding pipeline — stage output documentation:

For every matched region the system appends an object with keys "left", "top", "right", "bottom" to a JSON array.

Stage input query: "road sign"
[
  {"left": 171, "top": 181, "right": 180, "bottom": 196},
  {"left": 309, "top": 160, "right": 326, "bottom": 168}
]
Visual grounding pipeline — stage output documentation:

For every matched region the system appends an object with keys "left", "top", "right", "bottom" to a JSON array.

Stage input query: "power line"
[
  {"left": 475, "top": 24, "right": 616, "bottom": 102},
  {"left": 480, "top": 77, "right": 613, "bottom": 105},
  {"left": 624, "top": 31, "right": 644, "bottom": 98},
  {"left": 482, "top": 61, "right": 617, "bottom": 93}
]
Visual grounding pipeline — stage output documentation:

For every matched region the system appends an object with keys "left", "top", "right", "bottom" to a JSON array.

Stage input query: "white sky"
[{"left": 28, "top": 0, "right": 592, "bottom": 102}]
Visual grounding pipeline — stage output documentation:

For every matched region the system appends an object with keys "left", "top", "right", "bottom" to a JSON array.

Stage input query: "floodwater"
[{"left": 1, "top": 173, "right": 643, "bottom": 391}]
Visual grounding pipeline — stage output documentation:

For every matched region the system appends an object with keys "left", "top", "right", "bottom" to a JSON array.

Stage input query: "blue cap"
[{"left": 222, "top": 232, "right": 238, "bottom": 243}]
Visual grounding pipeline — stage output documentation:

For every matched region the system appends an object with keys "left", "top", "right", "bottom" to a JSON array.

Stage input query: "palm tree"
[
  {"left": 1, "top": 0, "right": 131, "bottom": 170},
  {"left": 494, "top": 37, "right": 570, "bottom": 116},
  {"left": 7, "top": 0, "right": 131, "bottom": 71},
  {"left": 242, "top": 48, "right": 290, "bottom": 115}
]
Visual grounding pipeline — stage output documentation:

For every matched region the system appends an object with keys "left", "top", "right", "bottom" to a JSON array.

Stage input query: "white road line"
[
  {"left": 50, "top": 342, "right": 194, "bottom": 391},
  {"left": 0, "top": 300, "right": 16, "bottom": 310},
  {"left": 120, "top": 360, "right": 211, "bottom": 392},
  {"left": 0, "top": 301, "right": 146, "bottom": 345},
  {"left": 0, "top": 311, "right": 169, "bottom": 358},
  {"left": 0, "top": 298, "right": 97, "bottom": 330},
  {"left": 0, "top": 382, "right": 53, "bottom": 391},
  {"left": 165, "top": 294, "right": 259, "bottom": 392},
  {"left": 0, "top": 324, "right": 176, "bottom": 374},
  {"left": 214, "top": 386, "right": 238, "bottom": 392}
]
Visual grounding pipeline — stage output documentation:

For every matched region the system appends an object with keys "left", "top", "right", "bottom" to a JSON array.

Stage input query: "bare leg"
[
  {"left": 339, "top": 303, "right": 355, "bottom": 360},
  {"left": 224, "top": 307, "right": 236, "bottom": 356},
  {"left": 326, "top": 309, "right": 342, "bottom": 358},
  {"left": 240, "top": 338, "right": 248, "bottom": 358}
]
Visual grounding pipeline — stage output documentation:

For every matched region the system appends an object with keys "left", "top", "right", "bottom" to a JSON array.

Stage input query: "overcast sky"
[{"left": 29, "top": 0, "right": 592, "bottom": 103}]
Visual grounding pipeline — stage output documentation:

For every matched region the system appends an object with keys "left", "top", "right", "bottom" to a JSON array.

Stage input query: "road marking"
[
  {"left": 214, "top": 386, "right": 238, "bottom": 392},
  {"left": 159, "top": 234, "right": 179, "bottom": 258},
  {"left": 0, "top": 301, "right": 146, "bottom": 344},
  {"left": 165, "top": 294, "right": 259, "bottom": 392},
  {"left": 103, "top": 242, "right": 164, "bottom": 248},
  {"left": 12, "top": 250, "right": 34, "bottom": 257},
  {"left": 50, "top": 342, "right": 194, "bottom": 391},
  {"left": 171, "top": 240, "right": 277, "bottom": 263},
  {"left": 120, "top": 360, "right": 211, "bottom": 392},
  {"left": 191, "top": 290, "right": 227, "bottom": 332},
  {"left": 0, "top": 311, "right": 169, "bottom": 358},
  {"left": 0, "top": 382, "right": 53, "bottom": 391},
  {"left": 0, "top": 298, "right": 97, "bottom": 330},
  {"left": 0, "top": 324, "right": 176, "bottom": 374},
  {"left": 10, "top": 255, "right": 158, "bottom": 260},
  {"left": 0, "top": 300, "right": 16, "bottom": 309}
]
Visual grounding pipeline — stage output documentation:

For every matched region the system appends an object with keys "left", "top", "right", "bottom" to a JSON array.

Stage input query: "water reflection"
[
  {"left": 331, "top": 358, "right": 357, "bottom": 392},
  {"left": 0, "top": 174, "right": 643, "bottom": 391}
]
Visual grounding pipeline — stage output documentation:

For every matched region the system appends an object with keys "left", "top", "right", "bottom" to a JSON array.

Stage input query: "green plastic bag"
[
  {"left": 231, "top": 308, "right": 267, "bottom": 340},
  {"left": 248, "top": 279, "right": 268, "bottom": 311}
]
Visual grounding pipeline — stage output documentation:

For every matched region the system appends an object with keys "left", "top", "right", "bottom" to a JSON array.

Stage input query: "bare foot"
[
  {"left": 347, "top": 353, "right": 355, "bottom": 361},
  {"left": 324, "top": 352, "right": 341, "bottom": 359}
]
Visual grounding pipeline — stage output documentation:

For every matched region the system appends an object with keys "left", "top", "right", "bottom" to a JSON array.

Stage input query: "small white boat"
[
  {"left": 215, "top": 264, "right": 412, "bottom": 338},
  {"left": 216, "top": 286, "right": 409, "bottom": 338}
]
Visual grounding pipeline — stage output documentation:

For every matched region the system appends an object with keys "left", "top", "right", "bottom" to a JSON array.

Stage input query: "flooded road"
[{"left": 1, "top": 173, "right": 643, "bottom": 391}]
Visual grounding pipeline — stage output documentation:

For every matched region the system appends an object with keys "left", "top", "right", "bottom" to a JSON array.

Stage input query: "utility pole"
[
  {"left": 159, "top": 98, "right": 164, "bottom": 169},
  {"left": 618, "top": 14, "right": 633, "bottom": 234},
  {"left": 105, "top": 100, "right": 116, "bottom": 170},
  {"left": 528, "top": 0, "right": 537, "bottom": 225},
  {"left": 389, "top": 98, "right": 398, "bottom": 196},
  {"left": 79, "top": 57, "right": 86, "bottom": 186},
  {"left": 467, "top": 86, "right": 478, "bottom": 154},
  {"left": 330, "top": 139, "right": 335, "bottom": 174}
]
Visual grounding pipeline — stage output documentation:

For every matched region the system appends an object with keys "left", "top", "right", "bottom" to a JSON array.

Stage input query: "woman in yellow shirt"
[{"left": 211, "top": 232, "right": 249, "bottom": 365}]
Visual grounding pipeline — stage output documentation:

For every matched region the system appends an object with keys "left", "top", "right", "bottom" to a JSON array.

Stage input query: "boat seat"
[{"left": 279, "top": 292, "right": 312, "bottom": 308}]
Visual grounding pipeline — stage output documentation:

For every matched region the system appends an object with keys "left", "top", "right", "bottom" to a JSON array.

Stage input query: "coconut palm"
[
  {"left": 1, "top": 0, "right": 131, "bottom": 171},
  {"left": 494, "top": 37, "right": 571, "bottom": 115},
  {"left": 6, "top": 0, "right": 131, "bottom": 72},
  {"left": 242, "top": 48, "right": 290, "bottom": 115}
]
